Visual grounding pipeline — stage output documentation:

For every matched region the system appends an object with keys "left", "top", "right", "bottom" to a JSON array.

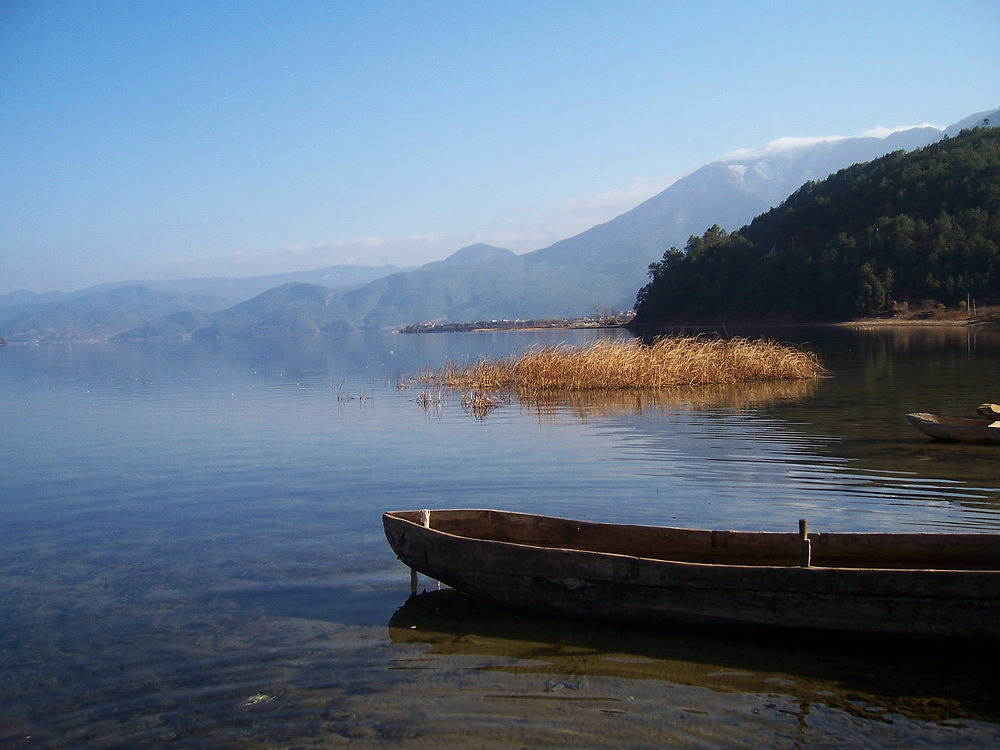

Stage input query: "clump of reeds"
[
  {"left": 422, "top": 336, "right": 823, "bottom": 394},
  {"left": 414, "top": 389, "right": 442, "bottom": 410},
  {"left": 461, "top": 390, "right": 509, "bottom": 419}
]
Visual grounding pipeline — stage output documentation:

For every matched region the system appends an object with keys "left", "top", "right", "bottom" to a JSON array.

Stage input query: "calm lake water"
[{"left": 2, "top": 326, "right": 1000, "bottom": 748}]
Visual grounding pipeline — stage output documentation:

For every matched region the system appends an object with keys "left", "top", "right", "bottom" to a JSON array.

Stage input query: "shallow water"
[{"left": 2, "top": 326, "right": 1000, "bottom": 747}]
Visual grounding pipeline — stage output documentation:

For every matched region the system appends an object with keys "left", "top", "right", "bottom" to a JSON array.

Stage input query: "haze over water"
[{"left": 3, "top": 326, "right": 1000, "bottom": 747}]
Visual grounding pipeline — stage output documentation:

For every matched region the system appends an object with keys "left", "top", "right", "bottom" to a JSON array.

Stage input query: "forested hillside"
[{"left": 632, "top": 126, "right": 1000, "bottom": 328}]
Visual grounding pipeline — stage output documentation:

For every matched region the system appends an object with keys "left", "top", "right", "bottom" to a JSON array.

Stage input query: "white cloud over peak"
[
  {"left": 721, "top": 136, "right": 850, "bottom": 161},
  {"left": 719, "top": 123, "right": 944, "bottom": 162},
  {"left": 858, "top": 122, "right": 943, "bottom": 138}
]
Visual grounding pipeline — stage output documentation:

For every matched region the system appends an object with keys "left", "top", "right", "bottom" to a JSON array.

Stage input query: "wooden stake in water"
[{"left": 409, "top": 510, "right": 432, "bottom": 594}]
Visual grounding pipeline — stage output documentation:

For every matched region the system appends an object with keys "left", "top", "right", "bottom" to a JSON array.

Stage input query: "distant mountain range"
[
  {"left": 3, "top": 107, "right": 996, "bottom": 342},
  {"left": 0, "top": 264, "right": 407, "bottom": 342},
  {"left": 0, "top": 285, "right": 227, "bottom": 343},
  {"left": 0, "top": 263, "right": 409, "bottom": 311}
]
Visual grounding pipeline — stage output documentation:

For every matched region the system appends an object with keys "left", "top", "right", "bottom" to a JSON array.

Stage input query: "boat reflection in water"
[{"left": 388, "top": 588, "right": 1000, "bottom": 727}]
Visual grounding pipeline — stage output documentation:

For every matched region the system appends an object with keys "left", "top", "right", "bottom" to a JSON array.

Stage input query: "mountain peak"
[
  {"left": 943, "top": 107, "right": 1000, "bottom": 137},
  {"left": 440, "top": 243, "right": 516, "bottom": 265}
]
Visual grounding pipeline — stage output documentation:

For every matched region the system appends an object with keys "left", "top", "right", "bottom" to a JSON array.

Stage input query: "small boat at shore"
[
  {"left": 383, "top": 509, "right": 1000, "bottom": 639},
  {"left": 906, "top": 412, "right": 1000, "bottom": 444}
]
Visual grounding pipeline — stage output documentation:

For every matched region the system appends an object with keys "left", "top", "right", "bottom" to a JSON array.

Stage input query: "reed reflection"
[{"left": 519, "top": 378, "right": 820, "bottom": 420}]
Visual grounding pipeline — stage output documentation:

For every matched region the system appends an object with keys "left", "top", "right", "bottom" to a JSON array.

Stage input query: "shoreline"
[
  {"left": 405, "top": 317, "right": 996, "bottom": 334},
  {"left": 835, "top": 317, "right": 999, "bottom": 328},
  {"left": 6, "top": 315, "right": 995, "bottom": 345}
]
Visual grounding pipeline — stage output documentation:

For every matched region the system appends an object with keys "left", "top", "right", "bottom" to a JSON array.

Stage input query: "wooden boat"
[
  {"left": 978, "top": 403, "right": 1000, "bottom": 418},
  {"left": 383, "top": 509, "right": 1000, "bottom": 639},
  {"left": 906, "top": 412, "right": 1000, "bottom": 444}
]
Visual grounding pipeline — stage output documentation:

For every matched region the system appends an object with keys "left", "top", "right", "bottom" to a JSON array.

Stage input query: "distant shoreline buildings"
[{"left": 398, "top": 311, "right": 634, "bottom": 334}]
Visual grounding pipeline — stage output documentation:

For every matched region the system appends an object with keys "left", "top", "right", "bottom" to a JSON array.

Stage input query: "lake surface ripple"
[{"left": 2, "top": 327, "right": 1000, "bottom": 747}]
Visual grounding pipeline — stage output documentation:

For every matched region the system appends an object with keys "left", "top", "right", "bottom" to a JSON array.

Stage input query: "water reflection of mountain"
[{"left": 389, "top": 589, "right": 1000, "bottom": 725}]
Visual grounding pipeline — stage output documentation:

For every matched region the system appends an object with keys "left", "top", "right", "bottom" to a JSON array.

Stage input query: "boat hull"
[
  {"left": 906, "top": 412, "right": 1000, "bottom": 444},
  {"left": 383, "top": 509, "right": 1000, "bottom": 639}
]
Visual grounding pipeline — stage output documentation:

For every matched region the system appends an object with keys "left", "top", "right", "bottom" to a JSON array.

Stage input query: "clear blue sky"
[{"left": 2, "top": 0, "right": 997, "bottom": 294}]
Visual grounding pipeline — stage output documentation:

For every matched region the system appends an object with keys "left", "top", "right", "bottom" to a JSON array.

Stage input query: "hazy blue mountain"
[
  {"left": 110, "top": 310, "right": 218, "bottom": 341},
  {"left": 943, "top": 108, "right": 998, "bottom": 136},
  {"left": 337, "top": 244, "right": 550, "bottom": 329},
  {"left": 131, "top": 264, "right": 409, "bottom": 303},
  {"left": 117, "top": 244, "right": 567, "bottom": 336},
  {"left": 0, "top": 264, "right": 407, "bottom": 312},
  {"left": 184, "top": 247, "right": 533, "bottom": 335},
  {"left": 77, "top": 264, "right": 408, "bottom": 306},
  {"left": 185, "top": 283, "right": 355, "bottom": 339},
  {"left": 431, "top": 243, "right": 518, "bottom": 266},
  {"left": 0, "top": 264, "right": 408, "bottom": 341},
  {"left": 0, "top": 285, "right": 227, "bottom": 342}
]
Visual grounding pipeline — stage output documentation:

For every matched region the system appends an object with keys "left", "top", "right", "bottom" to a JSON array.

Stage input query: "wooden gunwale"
[{"left": 385, "top": 508, "right": 1000, "bottom": 570}]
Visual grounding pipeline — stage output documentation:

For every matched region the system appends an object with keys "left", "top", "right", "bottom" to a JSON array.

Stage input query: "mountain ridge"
[
  {"left": 0, "top": 285, "right": 229, "bottom": 343},
  {"left": 0, "top": 263, "right": 410, "bottom": 311}
]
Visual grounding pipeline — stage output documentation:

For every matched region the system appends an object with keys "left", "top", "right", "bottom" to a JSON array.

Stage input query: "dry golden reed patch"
[{"left": 421, "top": 336, "right": 823, "bottom": 395}]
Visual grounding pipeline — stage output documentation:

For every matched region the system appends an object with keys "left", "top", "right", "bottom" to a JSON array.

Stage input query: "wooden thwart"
[{"left": 799, "top": 519, "right": 811, "bottom": 568}]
